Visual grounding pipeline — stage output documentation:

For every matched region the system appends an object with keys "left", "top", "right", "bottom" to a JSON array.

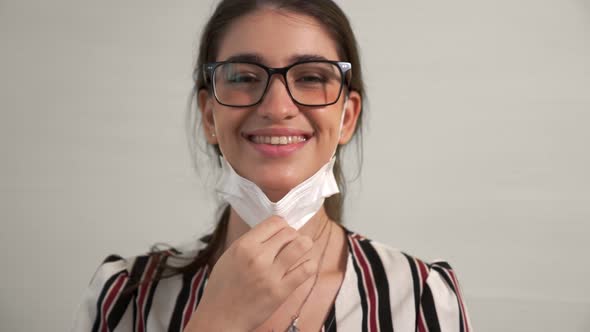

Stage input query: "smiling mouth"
[{"left": 246, "top": 135, "right": 312, "bottom": 145}]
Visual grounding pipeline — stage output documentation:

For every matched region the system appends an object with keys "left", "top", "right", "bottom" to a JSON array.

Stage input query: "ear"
[
  {"left": 198, "top": 89, "right": 218, "bottom": 145},
  {"left": 338, "top": 90, "right": 362, "bottom": 144}
]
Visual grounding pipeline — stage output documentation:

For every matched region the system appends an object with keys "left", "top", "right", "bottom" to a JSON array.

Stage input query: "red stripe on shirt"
[
  {"left": 135, "top": 255, "right": 161, "bottom": 332},
  {"left": 415, "top": 258, "right": 429, "bottom": 332},
  {"left": 181, "top": 266, "right": 206, "bottom": 329},
  {"left": 100, "top": 274, "right": 127, "bottom": 332},
  {"left": 351, "top": 237, "right": 379, "bottom": 332},
  {"left": 448, "top": 269, "right": 470, "bottom": 332}
]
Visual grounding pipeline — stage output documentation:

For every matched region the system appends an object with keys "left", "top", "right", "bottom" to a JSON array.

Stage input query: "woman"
[{"left": 73, "top": 0, "right": 472, "bottom": 331}]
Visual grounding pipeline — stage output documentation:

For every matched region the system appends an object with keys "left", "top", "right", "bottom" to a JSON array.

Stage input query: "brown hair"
[{"left": 134, "top": 0, "right": 366, "bottom": 286}]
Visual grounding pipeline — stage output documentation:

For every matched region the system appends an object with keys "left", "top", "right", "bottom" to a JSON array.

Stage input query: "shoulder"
[
  {"left": 343, "top": 227, "right": 472, "bottom": 331},
  {"left": 71, "top": 239, "right": 207, "bottom": 331},
  {"left": 343, "top": 227, "right": 440, "bottom": 283},
  {"left": 343, "top": 227, "right": 461, "bottom": 286},
  {"left": 100, "top": 236, "right": 207, "bottom": 273},
  {"left": 88, "top": 239, "right": 206, "bottom": 287}
]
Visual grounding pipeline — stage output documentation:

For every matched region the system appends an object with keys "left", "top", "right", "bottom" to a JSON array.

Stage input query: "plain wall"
[{"left": 1, "top": 0, "right": 589, "bottom": 331}]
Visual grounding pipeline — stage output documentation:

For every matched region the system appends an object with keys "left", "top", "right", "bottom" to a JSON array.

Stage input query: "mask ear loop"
[
  {"left": 331, "top": 95, "right": 349, "bottom": 158},
  {"left": 211, "top": 110, "right": 225, "bottom": 157},
  {"left": 339, "top": 96, "right": 349, "bottom": 134},
  {"left": 203, "top": 64, "right": 223, "bottom": 156}
]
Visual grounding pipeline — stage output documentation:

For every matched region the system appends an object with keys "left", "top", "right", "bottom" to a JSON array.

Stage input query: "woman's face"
[{"left": 199, "top": 8, "right": 361, "bottom": 202}]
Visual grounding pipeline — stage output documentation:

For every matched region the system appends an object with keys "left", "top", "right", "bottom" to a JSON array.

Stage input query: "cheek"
[
  {"left": 313, "top": 112, "right": 343, "bottom": 141},
  {"left": 211, "top": 110, "right": 246, "bottom": 148},
  {"left": 213, "top": 106, "right": 245, "bottom": 131}
]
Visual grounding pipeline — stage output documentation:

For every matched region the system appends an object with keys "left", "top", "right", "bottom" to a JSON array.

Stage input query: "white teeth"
[{"left": 250, "top": 135, "right": 307, "bottom": 145}]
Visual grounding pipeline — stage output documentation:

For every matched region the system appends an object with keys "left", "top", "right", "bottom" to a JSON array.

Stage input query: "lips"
[
  {"left": 242, "top": 128, "right": 313, "bottom": 157},
  {"left": 243, "top": 128, "right": 314, "bottom": 145},
  {"left": 249, "top": 135, "right": 307, "bottom": 145}
]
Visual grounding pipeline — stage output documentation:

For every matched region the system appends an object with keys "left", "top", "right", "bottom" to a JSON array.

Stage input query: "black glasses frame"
[{"left": 201, "top": 60, "right": 352, "bottom": 108}]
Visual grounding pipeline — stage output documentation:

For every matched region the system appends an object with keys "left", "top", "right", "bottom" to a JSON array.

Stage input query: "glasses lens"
[
  {"left": 213, "top": 63, "right": 268, "bottom": 106},
  {"left": 287, "top": 62, "right": 343, "bottom": 106}
]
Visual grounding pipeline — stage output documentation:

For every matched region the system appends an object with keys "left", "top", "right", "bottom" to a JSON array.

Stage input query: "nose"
[{"left": 256, "top": 75, "right": 299, "bottom": 121}]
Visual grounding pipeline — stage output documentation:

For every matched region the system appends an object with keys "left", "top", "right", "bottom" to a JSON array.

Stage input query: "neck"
[
  {"left": 223, "top": 206, "right": 331, "bottom": 251},
  {"left": 207, "top": 206, "right": 349, "bottom": 280}
]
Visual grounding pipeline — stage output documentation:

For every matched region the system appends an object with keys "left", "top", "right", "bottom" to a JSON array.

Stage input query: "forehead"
[{"left": 216, "top": 8, "right": 341, "bottom": 65}]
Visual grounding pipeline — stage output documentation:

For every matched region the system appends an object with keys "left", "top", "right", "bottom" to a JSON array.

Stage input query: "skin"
[
  {"left": 199, "top": 8, "right": 361, "bottom": 200},
  {"left": 188, "top": 7, "right": 362, "bottom": 332}
]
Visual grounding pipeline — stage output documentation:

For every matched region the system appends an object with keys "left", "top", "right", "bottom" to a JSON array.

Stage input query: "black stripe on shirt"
[
  {"left": 430, "top": 264, "right": 457, "bottom": 295},
  {"left": 195, "top": 265, "right": 208, "bottom": 307},
  {"left": 103, "top": 254, "right": 124, "bottom": 264},
  {"left": 168, "top": 269, "right": 198, "bottom": 332},
  {"left": 421, "top": 284, "right": 441, "bottom": 332},
  {"left": 91, "top": 270, "right": 124, "bottom": 332},
  {"left": 105, "top": 280, "right": 134, "bottom": 330},
  {"left": 92, "top": 255, "right": 144, "bottom": 332},
  {"left": 348, "top": 236, "right": 369, "bottom": 332},
  {"left": 359, "top": 240, "right": 394, "bottom": 332},
  {"left": 130, "top": 255, "right": 151, "bottom": 332},
  {"left": 142, "top": 255, "right": 167, "bottom": 330},
  {"left": 103, "top": 256, "right": 150, "bottom": 331},
  {"left": 403, "top": 253, "right": 421, "bottom": 332},
  {"left": 432, "top": 261, "right": 452, "bottom": 270},
  {"left": 431, "top": 264, "right": 466, "bottom": 332},
  {"left": 324, "top": 302, "right": 337, "bottom": 332}
]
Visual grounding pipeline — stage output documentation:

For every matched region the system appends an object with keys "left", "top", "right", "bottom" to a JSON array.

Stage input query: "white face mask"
[
  {"left": 214, "top": 97, "right": 348, "bottom": 230},
  {"left": 215, "top": 155, "right": 339, "bottom": 230}
]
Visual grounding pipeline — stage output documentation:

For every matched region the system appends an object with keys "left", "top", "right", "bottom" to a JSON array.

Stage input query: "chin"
[{"left": 255, "top": 176, "right": 305, "bottom": 202}]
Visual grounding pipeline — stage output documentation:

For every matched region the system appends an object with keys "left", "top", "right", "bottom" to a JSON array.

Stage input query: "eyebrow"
[
  {"left": 289, "top": 54, "right": 330, "bottom": 63},
  {"left": 221, "top": 53, "right": 331, "bottom": 66},
  {"left": 223, "top": 53, "right": 264, "bottom": 63}
]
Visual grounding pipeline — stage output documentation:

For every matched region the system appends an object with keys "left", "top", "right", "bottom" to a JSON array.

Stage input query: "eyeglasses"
[{"left": 202, "top": 60, "right": 352, "bottom": 107}]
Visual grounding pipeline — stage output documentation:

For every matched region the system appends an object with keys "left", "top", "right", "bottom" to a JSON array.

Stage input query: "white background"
[{"left": 1, "top": 0, "right": 589, "bottom": 331}]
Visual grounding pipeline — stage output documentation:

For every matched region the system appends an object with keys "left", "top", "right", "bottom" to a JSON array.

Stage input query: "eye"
[
  {"left": 297, "top": 75, "right": 327, "bottom": 83},
  {"left": 227, "top": 73, "right": 261, "bottom": 84},
  {"left": 293, "top": 71, "right": 329, "bottom": 84}
]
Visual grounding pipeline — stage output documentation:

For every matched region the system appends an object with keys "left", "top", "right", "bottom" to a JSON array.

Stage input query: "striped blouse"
[{"left": 72, "top": 227, "right": 472, "bottom": 332}]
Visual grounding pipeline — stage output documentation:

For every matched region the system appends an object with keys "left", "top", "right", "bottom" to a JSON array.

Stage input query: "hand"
[{"left": 184, "top": 216, "right": 317, "bottom": 332}]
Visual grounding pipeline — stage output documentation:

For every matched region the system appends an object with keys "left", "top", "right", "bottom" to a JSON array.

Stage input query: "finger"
[
  {"left": 272, "top": 235, "right": 313, "bottom": 274},
  {"left": 240, "top": 215, "right": 290, "bottom": 244},
  {"left": 259, "top": 226, "right": 299, "bottom": 259},
  {"left": 281, "top": 259, "right": 318, "bottom": 291}
]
